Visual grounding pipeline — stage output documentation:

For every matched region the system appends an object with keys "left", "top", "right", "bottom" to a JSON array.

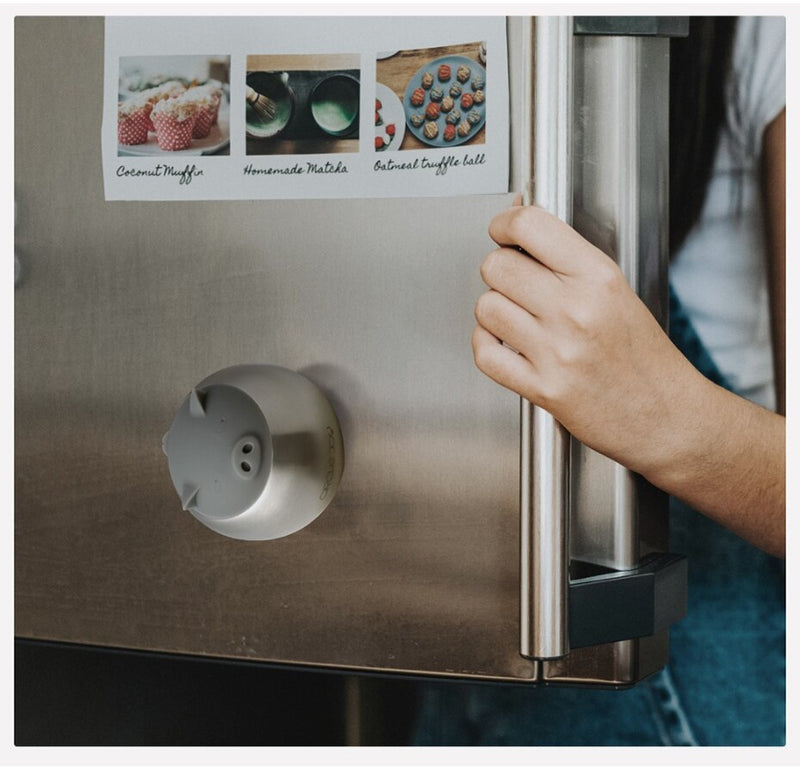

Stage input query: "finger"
[
  {"left": 472, "top": 324, "right": 540, "bottom": 401},
  {"left": 474, "top": 289, "right": 542, "bottom": 361},
  {"left": 480, "top": 246, "right": 562, "bottom": 316},
  {"left": 488, "top": 205, "right": 604, "bottom": 276}
]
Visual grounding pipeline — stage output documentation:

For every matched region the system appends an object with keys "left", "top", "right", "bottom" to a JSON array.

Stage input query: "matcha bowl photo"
[
  {"left": 309, "top": 73, "right": 360, "bottom": 138},
  {"left": 244, "top": 58, "right": 361, "bottom": 155}
]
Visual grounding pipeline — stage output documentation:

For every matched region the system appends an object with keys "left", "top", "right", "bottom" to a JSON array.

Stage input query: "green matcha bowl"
[{"left": 309, "top": 74, "right": 360, "bottom": 138}]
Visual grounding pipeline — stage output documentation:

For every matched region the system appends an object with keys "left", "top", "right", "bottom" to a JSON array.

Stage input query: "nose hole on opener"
[{"left": 232, "top": 435, "right": 262, "bottom": 479}]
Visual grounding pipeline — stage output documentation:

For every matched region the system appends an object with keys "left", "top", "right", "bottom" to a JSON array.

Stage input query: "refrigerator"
[{"left": 14, "top": 14, "right": 687, "bottom": 702}]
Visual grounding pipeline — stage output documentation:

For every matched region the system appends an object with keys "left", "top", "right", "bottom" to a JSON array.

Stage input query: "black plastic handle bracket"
[{"left": 568, "top": 552, "right": 688, "bottom": 649}]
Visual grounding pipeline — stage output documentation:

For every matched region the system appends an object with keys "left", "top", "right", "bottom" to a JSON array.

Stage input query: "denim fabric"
[
  {"left": 411, "top": 284, "right": 785, "bottom": 746},
  {"left": 664, "top": 283, "right": 785, "bottom": 745},
  {"left": 666, "top": 498, "right": 785, "bottom": 745},
  {"left": 412, "top": 679, "right": 666, "bottom": 746}
]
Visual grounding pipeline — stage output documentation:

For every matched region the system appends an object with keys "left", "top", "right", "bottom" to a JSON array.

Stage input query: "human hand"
[{"left": 472, "top": 203, "right": 707, "bottom": 477}]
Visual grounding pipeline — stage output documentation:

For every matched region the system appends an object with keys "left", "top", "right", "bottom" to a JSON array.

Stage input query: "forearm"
[{"left": 636, "top": 372, "right": 786, "bottom": 558}]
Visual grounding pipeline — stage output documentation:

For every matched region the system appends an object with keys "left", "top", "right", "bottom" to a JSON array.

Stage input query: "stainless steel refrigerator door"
[
  {"left": 15, "top": 16, "right": 673, "bottom": 685},
  {"left": 15, "top": 16, "right": 537, "bottom": 682}
]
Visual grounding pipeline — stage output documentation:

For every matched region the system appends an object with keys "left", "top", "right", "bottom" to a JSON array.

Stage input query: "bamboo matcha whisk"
[{"left": 245, "top": 85, "right": 277, "bottom": 121}]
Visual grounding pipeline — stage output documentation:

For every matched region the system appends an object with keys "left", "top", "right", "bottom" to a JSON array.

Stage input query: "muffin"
[
  {"left": 150, "top": 97, "right": 198, "bottom": 151},
  {"left": 180, "top": 87, "right": 218, "bottom": 139},
  {"left": 139, "top": 81, "right": 187, "bottom": 131},
  {"left": 117, "top": 97, "right": 151, "bottom": 145},
  {"left": 134, "top": 88, "right": 161, "bottom": 132},
  {"left": 155, "top": 80, "right": 188, "bottom": 99},
  {"left": 192, "top": 81, "right": 224, "bottom": 124}
]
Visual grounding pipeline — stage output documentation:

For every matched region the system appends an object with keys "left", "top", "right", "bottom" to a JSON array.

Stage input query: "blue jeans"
[
  {"left": 664, "top": 284, "right": 785, "bottom": 744},
  {"left": 412, "top": 286, "right": 785, "bottom": 745}
]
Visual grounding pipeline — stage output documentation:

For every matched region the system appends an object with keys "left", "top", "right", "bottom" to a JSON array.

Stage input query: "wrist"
[{"left": 626, "top": 360, "right": 720, "bottom": 489}]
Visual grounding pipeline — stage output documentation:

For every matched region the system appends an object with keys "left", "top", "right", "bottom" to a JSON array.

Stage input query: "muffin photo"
[{"left": 117, "top": 55, "right": 230, "bottom": 156}]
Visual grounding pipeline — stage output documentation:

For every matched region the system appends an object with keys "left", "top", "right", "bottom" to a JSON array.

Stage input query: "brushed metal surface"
[
  {"left": 14, "top": 16, "right": 536, "bottom": 681},
  {"left": 519, "top": 16, "right": 573, "bottom": 660},
  {"left": 568, "top": 34, "right": 671, "bottom": 572}
]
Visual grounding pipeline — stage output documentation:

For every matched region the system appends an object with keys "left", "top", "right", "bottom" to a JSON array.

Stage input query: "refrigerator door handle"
[{"left": 519, "top": 16, "right": 574, "bottom": 661}]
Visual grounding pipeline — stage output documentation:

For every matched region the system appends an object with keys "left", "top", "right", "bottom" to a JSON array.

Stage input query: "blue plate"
[{"left": 402, "top": 54, "right": 486, "bottom": 148}]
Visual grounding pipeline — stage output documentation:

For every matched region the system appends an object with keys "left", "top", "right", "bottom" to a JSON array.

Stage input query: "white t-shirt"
[{"left": 670, "top": 16, "right": 785, "bottom": 411}]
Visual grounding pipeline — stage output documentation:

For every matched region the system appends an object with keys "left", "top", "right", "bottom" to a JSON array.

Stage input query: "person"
[
  {"left": 473, "top": 18, "right": 785, "bottom": 558},
  {"left": 414, "top": 15, "right": 785, "bottom": 745}
]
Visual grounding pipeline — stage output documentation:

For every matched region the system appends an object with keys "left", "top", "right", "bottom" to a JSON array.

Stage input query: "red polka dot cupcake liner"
[
  {"left": 117, "top": 109, "right": 150, "bottom": 145},
  {"left": 192, "top": 106, "right": 215, "bottom": 139},
  {"left": 152, "top": 113, "right": 197, "bottom": 151}
]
